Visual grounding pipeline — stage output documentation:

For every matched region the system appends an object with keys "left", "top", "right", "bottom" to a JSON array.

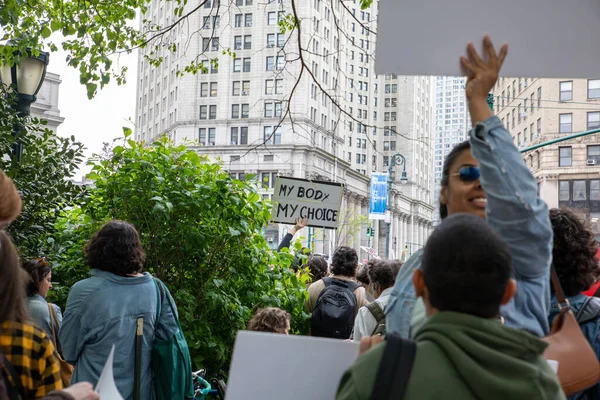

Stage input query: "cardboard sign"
[
  {"left": 226, "top": 331, "right": 360, "bottom": 400},
  {"left": 272, "top": 176, "right": 343, "bottom": 229},
  {"left": 376, "top": 0, "right": 600, "bottom": 78}
]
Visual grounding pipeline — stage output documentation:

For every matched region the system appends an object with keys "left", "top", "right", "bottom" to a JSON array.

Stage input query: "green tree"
[
  {"left": 49, "top": 131, "right": 310, "bottom": 375},
  {"left": 0, "top": 90, "right": 85, "bottom": 258}
]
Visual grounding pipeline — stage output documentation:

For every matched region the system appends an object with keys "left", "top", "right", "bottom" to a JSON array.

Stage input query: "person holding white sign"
[{"left": 386, "top": 36, "right": 553, "bottom": 340}]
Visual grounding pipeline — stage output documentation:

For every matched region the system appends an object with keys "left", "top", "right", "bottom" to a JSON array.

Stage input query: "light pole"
[
  {"left": 0, "top": 48, "right": 50, "bottom": 162},
  {"left": 386, "top": 153, "right": 408, "bottom": 258}
]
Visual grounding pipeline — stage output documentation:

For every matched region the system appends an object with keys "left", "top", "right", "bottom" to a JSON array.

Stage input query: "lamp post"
[
  {"left": 386, "top": 153, "right": 408, "bottom": 259},
  {"left": 0, "top": 48, "right": 50, "bottom": 162}
]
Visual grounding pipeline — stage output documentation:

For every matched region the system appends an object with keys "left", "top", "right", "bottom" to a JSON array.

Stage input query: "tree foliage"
[
  {"left": 0, "top": 90, "right": 85, "bottom": 258},
  {"left": 48, "top": 131, "right": 310, "bottom": 374}
]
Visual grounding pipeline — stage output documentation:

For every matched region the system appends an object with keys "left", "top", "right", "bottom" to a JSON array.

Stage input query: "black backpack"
[{"left": 311, "top": 277, "right": 360, "bottom": 339}]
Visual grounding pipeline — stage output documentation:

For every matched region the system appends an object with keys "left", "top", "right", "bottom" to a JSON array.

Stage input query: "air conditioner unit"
[
  {"left": 587, "top": 159, "right": 597, "bottom": 166},
  {"left": 520, "top": 112, "right": 528, "bottom": 118},
  {"left": 267, "top": 44, "right": 274, "bottom": 48},
  {"left": 242, "top": 91, "right": 248, "bottom": 95}
]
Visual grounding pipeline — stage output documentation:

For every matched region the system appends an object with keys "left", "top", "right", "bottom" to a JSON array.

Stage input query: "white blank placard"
[
  {"left": 376, "top": 0, "right": 600, "bottom": 78},
  {"left": 226, "top": 331, "right": 360, "bottom": 400}
]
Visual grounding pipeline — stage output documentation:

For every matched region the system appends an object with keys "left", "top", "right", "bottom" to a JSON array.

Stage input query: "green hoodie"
[{"left": 336, "top": 312, "right": 565, "bottom": 400}]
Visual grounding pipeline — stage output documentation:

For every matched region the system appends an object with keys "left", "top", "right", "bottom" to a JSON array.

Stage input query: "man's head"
[
  {"left": 331, "top": 246, "right": 358, "bottom": 277},
  {"left": 413, "top": 214, "right": 516, "bottom": 319}
]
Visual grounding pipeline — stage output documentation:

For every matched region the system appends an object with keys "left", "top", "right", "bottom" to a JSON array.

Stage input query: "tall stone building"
[
  {"left": 493, "top": 77, "right": 600, "bottom": 234},
  {"left": 135, "top": 0, "right": 435, "bottom": 258},
  {"left": 31, "top": 72, "right": 64, "bottom": 132}
]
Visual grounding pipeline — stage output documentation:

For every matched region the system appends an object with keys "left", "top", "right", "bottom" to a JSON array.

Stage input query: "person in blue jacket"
[{"left": 386, "top": 36, "right": 553, "bottom": 339}]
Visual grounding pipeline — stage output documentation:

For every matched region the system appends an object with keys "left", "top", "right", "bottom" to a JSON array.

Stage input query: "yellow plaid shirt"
[{"left": 0, "top": 320, "right": 63, "bottom": 398}]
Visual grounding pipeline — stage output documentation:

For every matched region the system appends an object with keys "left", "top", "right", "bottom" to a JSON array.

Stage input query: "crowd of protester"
[{"left": 2, "top": 35, "right": 600, "bottom": 400}]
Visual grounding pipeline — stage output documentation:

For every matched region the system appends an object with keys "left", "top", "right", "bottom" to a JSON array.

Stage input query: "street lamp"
[
  {"left": 386, "top": 153, "right": 407, "bottom": 258},
  {"left": 0, "top": 48, "right": 50, "bottom": 162}
]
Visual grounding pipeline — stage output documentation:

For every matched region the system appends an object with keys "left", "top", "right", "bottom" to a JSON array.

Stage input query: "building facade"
[
  {"left": 493, "top": 77, "right": 600, "bottom": 234},
  {"left": 433, "top": 76, "right": 470, "bottom": 224},
  {"left": 135, "top": 0, "right": 435, "bottom": 259},
  {"left": 31, "top": 72, "right": 64, "bottom": 132}
]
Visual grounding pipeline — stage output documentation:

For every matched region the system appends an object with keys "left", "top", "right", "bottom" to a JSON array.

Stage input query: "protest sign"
[
  {"left": 226, "top": 331, "right": 359, "bottom": 400},
  {"left": 376, "top": 0, "right": 600, "bottom": 78},
  {"left": 369, "top": 173, "right": 388, "bottom": 220},
  {"left": 272, "top": 176, "right": 343, "bottom": 229}
]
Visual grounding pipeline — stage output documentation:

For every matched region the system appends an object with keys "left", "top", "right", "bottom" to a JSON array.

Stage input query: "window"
[
  {"left": 276, "top": 55, "right": 284, "bottom": 70},
  {"left": 232, "top": 81, "right": 241, "bottom": 95},
  {"left": 199, "top": 105, "right": 208, "bottom": 119},
  {"left": 241, "top": 81, "right": 250, "bottom": 96},
  {"left": 559, "top": 146, "right": 572, "bottom": 167},
  {"left": 559, "top": 113, "right": 572, "bottom": 133},
  {"left": 230, "top": 127, "right": 248, "bottom": 145},
  {"left": 559, "top": 81, "right": 573, "bottom": 101},
  {"left": 208, "top": 105, "right": 216, "bottom": 119},
  {"left": 591, "top": 180, "right": 600, "bottom": 200},
  {"left": 530, "top": 123, "right": 535, "bottom": 141},
  {"left": 234, "top": 14, "right": 243, "bottom": 27},
  {"left": 559, "top": 181, "right": 570, "bottom": 201},
  {"left": 243, "top": 58, "right": 251, "bottom": 72},
  {"left": 245, "top": 13, "right": 252, "bottom": 27},
  {"left": 233, "top": 58, "right": 242, "bottom": 72},
  {"left": 390, "top": 141, "right": 396, "bottom": 151},
  {"left": 266, "top": 56, "right": 274, "bottom": 71},
  {"left": 267, "top": 12, "right": 277, "bottom": 25},
  {"left": 200, "top": 83, "right": 208, "bottom": 97},
  {"left": 277, "top": 33, "right": 285, "bottom": 47},
  {"left": 241, "top": 103, "right": 249, "bottom": 118},
  {"left": 208, "top": 128, "right": 215, "bottom": 146},
  {"left": 589, "top": 79, "right": 600, "bottom": 99},
  {"left": 264, "top": 102, "right": 282, "bottom": 118},
  {"left": 234, "top": 36, "right": 242, "bottom": 50},
  {"left": 588, "top": 112, "right": 600, "bottom": 129},
  {"left": 574, "top": 180, "right": 586, "bottom": 201},
  {"left": 210, "top": 82, "right": 217, "bottom": 97},
  {"left": 232, "top": 104, "right": 240, "bottom": 119},
  {"left": 537, "top": 118, "right": 542, "bottom": 135},
  {"left": 383, "top": 141, "right": 390, "bottom": 151},
  {"left": 199, "top": 128, "right": 206, "bottom": 144},
  {"left": 267, "top": 34, "right": 275, "bottom": 47},
  {"left": 264, "top": 126, "right": 282, "bottom": 144},
  {"left": 537, "top": 87, "right": 542, "bottom": 108},
  {"left": 588, "top": 145, "right": 600, "bottom": 159}
]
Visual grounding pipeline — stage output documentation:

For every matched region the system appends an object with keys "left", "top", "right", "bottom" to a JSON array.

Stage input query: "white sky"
[{"left": 50, "top": 43, "right": 139, "bottom": 180}]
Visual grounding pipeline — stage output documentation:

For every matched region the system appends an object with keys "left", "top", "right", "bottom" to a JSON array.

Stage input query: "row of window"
[
  {"left": 559, "top": 80, "right": 600, "bottom": 101},
  {"left": 558, "top": 145, "right": 600, "bottom": 167},
  {"left": 198, "top": 126, "right": 282, "bottom": 146},
  {"left": 203, "top": 33, "right": 286, "bottom": 53},
  {"left": 199, "top": 79, "right": 284, "bottom": 98},
  {"left": 558, "top": 112, "right": 600, "bottom": 134},
  {"left": 559, "top": 180, "right": 600, "bottom": 202}
]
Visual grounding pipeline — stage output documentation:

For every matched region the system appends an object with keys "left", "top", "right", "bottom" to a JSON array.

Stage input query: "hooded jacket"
[{"left": 337, "top": 312, "right": 565, "bottom": 400}]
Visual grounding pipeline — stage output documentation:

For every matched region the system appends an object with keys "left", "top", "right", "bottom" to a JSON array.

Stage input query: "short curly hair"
[
  {"left": 331, "top": 246, "right": 358, "bottom": 277},
  {"left": 550, "top": 208, "right": 600, "bottom": 297},
  {"left": 368, "top": 260, "right": 402, "bottom": 290},
  {"left": 247, "top": 307, "right": 291, "bottom": 334},
  {"left": 356, "top": 264, "right": 371, "bottom": 286},
  {"left": 307, "top": 255, "right": 328, "bottom": 282},
  {"left": 85, "top": 220, "right": 146, "bottom": 276},
  {"left": 22, "top": 259, "right": 52, "bottom": 297}
]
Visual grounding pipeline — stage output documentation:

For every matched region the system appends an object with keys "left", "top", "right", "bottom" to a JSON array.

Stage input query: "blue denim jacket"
[
  {"left": 26, "top": 294, "right": 63, "bottom": 347},
  {"left": 60, "top": 270, "right": 179, "bottom": 400},
  {"left": 548, "top": 294, "right": 600, "bottom": 400},
  {"left": 386, "top": 116, "right": 552, "bottom": 338}
]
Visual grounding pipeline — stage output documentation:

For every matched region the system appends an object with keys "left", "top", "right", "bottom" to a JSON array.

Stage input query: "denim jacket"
[
  {"left": 386, "top": 116, "right": 552, "bottom": 338},
  {"left": 26, "top": 294, "right": 63, "bottom": 347},
  {"left": 548, "top": 294, "right": 600, "bottom": 400},
  {"left": 60, "top": 270, "right": 179, "bottom": 400}
]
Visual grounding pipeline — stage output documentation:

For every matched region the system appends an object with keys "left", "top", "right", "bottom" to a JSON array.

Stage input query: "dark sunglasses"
[{"left": 450, "top": 166, "right": 480, "bottom": 183}]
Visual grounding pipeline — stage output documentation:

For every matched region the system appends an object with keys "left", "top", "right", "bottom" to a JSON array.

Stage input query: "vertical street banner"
[
  {"left": 272, "top": 176, "right": 343, "bottom": 229},
  {"left": 369, "top": 173, "right": 388, "bottom": 220}
]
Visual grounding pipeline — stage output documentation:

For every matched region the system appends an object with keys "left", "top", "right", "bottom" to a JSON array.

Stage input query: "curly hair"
[
  {"left": 85, "top": 220, "right": 146, "bottom": 276},
  {"left": 331, "top": 246, "right": 358, "bottom": 277},
  {"left": 247, "top": 307, "right": 291, "bottom": 334},
  {"left": 307, "top": 255, "right": 328, "bottom": 282},
  {"left": 368, "top": 260, "right": 402, "bottom": 290},
  {"left": 356, "top": 264, "right": 371, "bottom": 286},
  {"left": 549, "top": 208, "right": 600, "bottom": 297},
  {"left": 22, "top": 259, "right": 52, "bottom": 297},
  {"left": 0, "top": 231, "right": 28, "bottom": 323},
  {"left": 0, "top": 170, "right": 22, "bottom": 228}
]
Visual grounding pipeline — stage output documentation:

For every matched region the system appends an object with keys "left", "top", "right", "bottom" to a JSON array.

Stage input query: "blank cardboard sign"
[
  {"left": 375, "top": 0, "right": 600, "bottom": 78},
  {"left": 226, "top": 331, "right": 360, "bottom": 400}
]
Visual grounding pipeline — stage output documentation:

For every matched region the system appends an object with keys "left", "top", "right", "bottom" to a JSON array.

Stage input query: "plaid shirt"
[{"left": 0, "top": 320, "right": 63, "bottom": 399}]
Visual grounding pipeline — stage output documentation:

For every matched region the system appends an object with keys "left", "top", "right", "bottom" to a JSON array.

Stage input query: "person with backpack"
[
  {"left": 548, "top": 208, "right": 600, "bottom": 400},
  {"left": 336, "top": 214, "right": 565, "bottom": 400},
  {"left": 352, "top": 260, "right": 401, "bottom": 341},
  {"left": 60, "top": 220, "right": 191, "bottom": 399},
  {"left": 306, "top": 246, "right": 369, "bottom": 339}
]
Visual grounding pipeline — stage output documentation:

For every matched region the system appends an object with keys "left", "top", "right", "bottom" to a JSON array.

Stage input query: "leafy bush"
[{"left": 49, "top": 131, "right": 310, "bottom": 375}]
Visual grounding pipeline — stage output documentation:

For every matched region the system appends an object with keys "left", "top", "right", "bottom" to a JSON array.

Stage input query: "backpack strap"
[
  {"left": 371, "top": 333, "right": 416, "bottom": 400},
  {"left": 1, "top": 352, "right": 24, "bottom": 400},
  {"left": 576, "top": 297, "right": 600, "bottom": 324},
  {"left": 366, "top": 302, "right": 385, "bottom": 324}
]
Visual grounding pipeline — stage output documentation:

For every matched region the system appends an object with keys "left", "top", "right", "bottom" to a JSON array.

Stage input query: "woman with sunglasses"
[
  {"left": 22, "top": 258, "right": 63, "bottom": 348},
  {"left": 385, "top": 36, "right": 553, "bottom": 339}
]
